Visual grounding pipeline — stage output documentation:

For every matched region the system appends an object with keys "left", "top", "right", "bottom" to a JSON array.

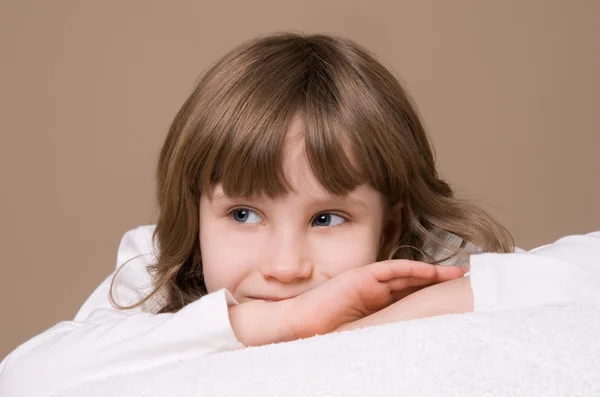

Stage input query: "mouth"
[{"left": 247, "top": 296, "right": 295, "bottom": 302}]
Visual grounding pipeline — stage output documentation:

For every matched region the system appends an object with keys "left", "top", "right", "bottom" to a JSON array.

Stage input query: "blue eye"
[
  {"left": 230, "top": 208, "right": 262, "bottom": 224},
  {"left": 312, "top": 213, "right": 346, "bottom": 227}
]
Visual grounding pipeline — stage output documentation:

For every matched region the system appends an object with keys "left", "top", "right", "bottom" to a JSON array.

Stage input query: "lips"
[{"left": 248, "top": 295, "right": 295, "bottom": 302}]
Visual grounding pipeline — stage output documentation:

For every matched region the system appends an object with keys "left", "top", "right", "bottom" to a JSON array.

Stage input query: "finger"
[
  {"left": 387, "top": 260, "right": 467, "bottom": 283},
  {"left": 432, "top": 265, "right": 468, "bottom": 282},
  {"left": 359, "top": 260, "right": 434, "bottom": 282},
  {"left": 366, "top": 259, "right": 465, "bottom": 282},
  {"left": 384, "top": 276, "right": 439, "bottom": 291}
]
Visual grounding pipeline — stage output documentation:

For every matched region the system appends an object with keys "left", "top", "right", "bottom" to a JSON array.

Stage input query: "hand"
[
  {"left": 283, "top": 260, "right": 467, "bottom": 340},
  {"left": 229, "top": 260, "right": 466, "bottom": 346},
  {"left": 335, "top": 276, "right": 474, "bottom": 333}
]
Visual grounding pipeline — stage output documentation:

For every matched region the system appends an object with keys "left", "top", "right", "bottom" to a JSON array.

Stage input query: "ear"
[{"left": 379, "top": 201, "right": 404, "bottom": 260}]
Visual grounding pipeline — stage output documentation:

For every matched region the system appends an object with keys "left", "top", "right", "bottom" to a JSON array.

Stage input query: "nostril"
[{"left": 261, "top": 260, "right": 314, "bottom": 283}]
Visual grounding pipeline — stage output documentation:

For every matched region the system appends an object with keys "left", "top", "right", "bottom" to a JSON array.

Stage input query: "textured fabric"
[{"left": 54, "top": 305, "right": 600, "bottom": 397}]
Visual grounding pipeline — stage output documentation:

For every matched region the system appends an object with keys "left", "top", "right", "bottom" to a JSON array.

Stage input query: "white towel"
[{"left": 54, "top": 305, "right": 600, "bottom": 397}]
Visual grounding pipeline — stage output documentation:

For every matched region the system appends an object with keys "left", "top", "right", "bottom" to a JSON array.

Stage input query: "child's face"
[{"left": 198, "top": 123, "right": 387, "bottom": 302}]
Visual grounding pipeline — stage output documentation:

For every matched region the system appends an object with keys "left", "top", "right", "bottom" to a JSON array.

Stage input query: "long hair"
[{"left": 112, "top": 32, "right": 513, "bottom": 313}]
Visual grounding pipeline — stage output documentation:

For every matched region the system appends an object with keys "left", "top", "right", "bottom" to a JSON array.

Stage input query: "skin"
[
  {"left": 198, "top": 118, "right": 473, "bottom": 346},
  {"left": 199, "top": 127, "right": 387, "bottom": 303},
  {"left": 335, "top": 277, "right": 473, "bottom": 333}
]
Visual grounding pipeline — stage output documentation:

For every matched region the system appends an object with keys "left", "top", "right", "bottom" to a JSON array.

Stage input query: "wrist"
[
  {"left": 336, "top": 277, "right": 474, "bottom": 332},
  {"left": 402, "top": 276, "right": 474, "bottom": 317},
  {"left": 228, "top": 300, "right": 295, "bottom": 346}
]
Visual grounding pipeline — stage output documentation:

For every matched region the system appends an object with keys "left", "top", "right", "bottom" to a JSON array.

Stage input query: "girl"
[{"left": 1, "top": 33, "right": 598, "bottom": 397}]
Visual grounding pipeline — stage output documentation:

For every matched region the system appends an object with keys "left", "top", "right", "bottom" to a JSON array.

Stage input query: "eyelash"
[{"left": 227, "top": 206, "right": 350, "bottom": 227}]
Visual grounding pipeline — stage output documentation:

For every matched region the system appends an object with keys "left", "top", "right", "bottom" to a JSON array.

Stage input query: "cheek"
[
  {"left": 200, "top": 233, "right": 241, "bottom": 293},
  {"left": 199, "top": 226, "right": 262, "bottom": 294},
  {"left": 198, "top": 197, "right": 251, "bottom": 294},
  {"left": 310, "top": 226, "right": 381, "bottom": 276}
]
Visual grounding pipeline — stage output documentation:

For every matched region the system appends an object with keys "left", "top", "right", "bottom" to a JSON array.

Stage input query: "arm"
[
  {"left": 0, "top": 289, "right": 244, "bottom": 397},
  {"left": 0, "top": 226, "right": 244, "bottom": 397},
  {"left": 339, "top": 230, "right": 600, "bottom": 331},
  {"left": 0, "top": 228, "right": 471, "bottom": 395},
  {"left": 335, "top": 277, "right": 473, "bottom": 331},
  {"left": 229, "top": 259, "right": 468, "bottom": 346},
  {"left": 470, "top": 231, "right": 600, "bottom": 311}
]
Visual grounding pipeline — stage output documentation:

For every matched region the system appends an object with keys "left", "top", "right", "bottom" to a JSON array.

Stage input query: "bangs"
[
  {"left": 202, "top": 97, "right": 368, "bottom": 200},
  {"left": 185, "top": 34, "right": 408, "bottom": 203}
]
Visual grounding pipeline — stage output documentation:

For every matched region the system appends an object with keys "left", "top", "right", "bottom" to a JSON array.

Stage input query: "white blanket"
[{"left": 54, "top": 305, "right": 600, "bottom": 397}]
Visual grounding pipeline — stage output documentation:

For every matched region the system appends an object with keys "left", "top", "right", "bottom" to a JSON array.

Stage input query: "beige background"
[{"left": 1, "top": 0, "right": 598, "bottom": 360}]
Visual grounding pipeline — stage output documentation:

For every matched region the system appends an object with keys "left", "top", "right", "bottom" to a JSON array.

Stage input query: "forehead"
[
  {"left": 279, "top": 117, "right": 324, "bottom": 194},
  {"left": 226, "top": 116, "right": 358, "bottom": 200},
  {"left": 209, "top": 150, "right": 339, "bottom": 202},
  {"left": 199, "top": 108, "right": 373, "bottom": 202},
  {"left": 209, "top": 123, "right": 365, "bottom": 204}
]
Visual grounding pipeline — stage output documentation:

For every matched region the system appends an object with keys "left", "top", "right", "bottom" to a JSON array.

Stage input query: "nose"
[{"left": 260, "top": 232, "right": 313, "bottom": 283}]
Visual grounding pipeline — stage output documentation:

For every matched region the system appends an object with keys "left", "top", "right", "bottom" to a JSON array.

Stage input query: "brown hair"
[{"left": 112, "top": 32, "right": 513, "bottom": 313}]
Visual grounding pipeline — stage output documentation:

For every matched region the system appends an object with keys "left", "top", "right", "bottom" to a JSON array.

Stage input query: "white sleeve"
[
  {"left": 0, "top": 226, "right": 244, "bottom": 397},
  {"left": 469, "top": 231, "right": 600, "bottom": 311},
  {"left": 74, "top": 225, "right": 159, "bottom": 319}
]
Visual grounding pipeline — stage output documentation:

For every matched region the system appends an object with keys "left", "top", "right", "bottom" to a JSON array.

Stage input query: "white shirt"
[{"left": 0, "top": 226, "right": 598, "bottom": 397}]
